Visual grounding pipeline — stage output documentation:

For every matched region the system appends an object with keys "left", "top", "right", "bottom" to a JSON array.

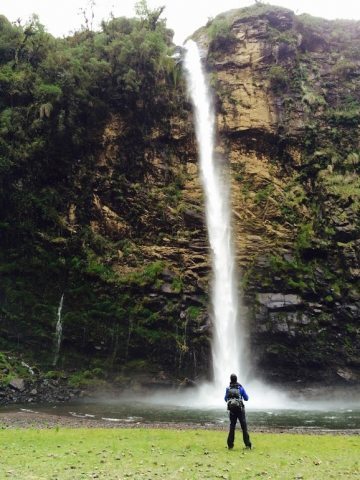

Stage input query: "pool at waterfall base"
[{"left": 2, "top": 399, "right": 359, "bottom": 431}]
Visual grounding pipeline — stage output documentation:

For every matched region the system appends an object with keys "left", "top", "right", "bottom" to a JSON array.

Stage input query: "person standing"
[{"left": 224, "top": 373, "right": 252, "bottom": 449}]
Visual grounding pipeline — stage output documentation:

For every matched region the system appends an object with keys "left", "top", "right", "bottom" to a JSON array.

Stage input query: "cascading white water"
[
  {"left": 184, "top": 40, "right": 247, "bottom": 395},
  {"left": 53, "top": 293, "right": 64, "bottom": 367}
]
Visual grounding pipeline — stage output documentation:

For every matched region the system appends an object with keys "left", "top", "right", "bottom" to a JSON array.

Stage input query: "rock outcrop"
[{"left": 191, "top": 4, "right": 359, "bottom": 384}]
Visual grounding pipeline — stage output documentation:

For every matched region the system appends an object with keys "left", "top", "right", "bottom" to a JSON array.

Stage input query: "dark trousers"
[{"left": 227, "top": 407, "right": 251, "bottom": 448}]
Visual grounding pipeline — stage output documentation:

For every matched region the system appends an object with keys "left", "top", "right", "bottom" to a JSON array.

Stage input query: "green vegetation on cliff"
[{"left": 0, "top": 4, "right": 205, "bottom": 382}]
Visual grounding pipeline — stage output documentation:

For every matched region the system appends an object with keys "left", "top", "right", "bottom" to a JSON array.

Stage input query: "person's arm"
[
  {"left": 239, "top": 386, "right": 249, "bottom": 401},
  {"left": 224, "top": 387, "right": 229, "bottom": 402}
]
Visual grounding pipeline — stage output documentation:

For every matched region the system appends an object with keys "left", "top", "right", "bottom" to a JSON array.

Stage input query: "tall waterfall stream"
[
  {"left": 184, "top": 40, "right": 246, "bottom": 397},
  {"left": 181, "top": 41, "right": 291, "bottom": 409}
]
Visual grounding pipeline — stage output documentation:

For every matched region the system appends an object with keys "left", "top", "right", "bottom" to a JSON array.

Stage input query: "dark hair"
[{"left": 230, "top": 373, "right": 237, "bottom": 383}]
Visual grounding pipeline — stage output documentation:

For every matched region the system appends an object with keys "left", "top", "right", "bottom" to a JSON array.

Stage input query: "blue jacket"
[{"left": 224, "top": 384, "right": 249, "bottom": 402}]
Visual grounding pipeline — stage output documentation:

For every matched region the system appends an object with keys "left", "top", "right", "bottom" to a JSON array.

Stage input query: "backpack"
[{"left": 227, "top": 385, "right": 244, "bottom": 412}]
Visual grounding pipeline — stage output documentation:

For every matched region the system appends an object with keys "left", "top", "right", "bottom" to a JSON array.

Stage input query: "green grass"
[{"left": 0, "top": 428, "right": 358, "bottom": 479}]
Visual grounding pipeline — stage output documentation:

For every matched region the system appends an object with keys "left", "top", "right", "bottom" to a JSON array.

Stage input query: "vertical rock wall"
[{"left": 193, "top": 6, "right": 360, "bottom": 384}]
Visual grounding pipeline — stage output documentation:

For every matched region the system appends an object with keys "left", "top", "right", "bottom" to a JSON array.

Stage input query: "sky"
[{"left": 2, "top": 0, "right": 360, "bottom": 45}]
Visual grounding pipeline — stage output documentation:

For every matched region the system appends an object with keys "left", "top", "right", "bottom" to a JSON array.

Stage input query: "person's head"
[{"left": 230, "top": 373, "right": 237, "bottom": 383}]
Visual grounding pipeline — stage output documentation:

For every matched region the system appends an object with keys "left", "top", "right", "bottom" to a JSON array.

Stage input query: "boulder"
[
  {"left": 257, "top": 293, "right": 303, "bottom": 310},
  {"left": 336, "top": 368, "right": 358, "bottom": 382},
  {"left": 161, "top": 283, "right": 173, "bottom": 294},
  {"left": 9, "top": 378, "right": 25, "bottom": 391}
]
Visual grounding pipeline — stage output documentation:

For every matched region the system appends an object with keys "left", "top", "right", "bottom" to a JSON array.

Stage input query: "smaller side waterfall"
[
  {"left": 21, "top": 361, "right": 35, "bottom": 376},
  {"left": 53, "top": 294, "right": 64, "bottom": 367}
]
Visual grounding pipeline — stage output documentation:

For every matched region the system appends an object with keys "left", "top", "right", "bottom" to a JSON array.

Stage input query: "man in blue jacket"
[{"left": 224, "top": 373, "right": 252, "bottom": 449}]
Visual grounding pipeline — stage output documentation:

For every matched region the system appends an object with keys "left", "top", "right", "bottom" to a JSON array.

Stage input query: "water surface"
[{"left": 3, "top": 400, "right": 359, "bottom": 431}]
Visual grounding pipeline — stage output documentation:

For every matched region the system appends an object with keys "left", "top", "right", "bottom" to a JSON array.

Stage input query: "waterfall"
[
  {"left": 53, "top": 293, "right": 64, "bottom": 367},
  {"left": 184, "top": 40, "right": 247, "bottom": 395}
]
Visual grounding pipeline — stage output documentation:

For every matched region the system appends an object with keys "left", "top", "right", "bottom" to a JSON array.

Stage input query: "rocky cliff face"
[
  {"left": 86, "top": 5, "right": 359, "bottom": 386},
  {"left": 0, "top": 6, "right": 359, "bottom": 389},
  {"left": 0, "top": 12, "right": 211, "bottom": 389},
  {"left": 85, "top": 109, "right": 212, "bottom": 382},
  {"left": 192, "top": 5, "right": 359, "bottom": 384}
]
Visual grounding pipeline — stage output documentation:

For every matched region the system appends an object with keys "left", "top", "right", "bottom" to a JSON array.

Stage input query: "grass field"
[{"left": 0, "top": 428, "right": 359, "bottom": 479}]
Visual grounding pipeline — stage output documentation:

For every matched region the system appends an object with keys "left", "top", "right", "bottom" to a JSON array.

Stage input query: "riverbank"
[{"left": 0, "top": 410, "right": 359, "bottom": 435}]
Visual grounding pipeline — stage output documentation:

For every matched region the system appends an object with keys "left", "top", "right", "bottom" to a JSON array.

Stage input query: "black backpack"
[{"left": 227, "top": 385, "right": 244, "bottom": 412}]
